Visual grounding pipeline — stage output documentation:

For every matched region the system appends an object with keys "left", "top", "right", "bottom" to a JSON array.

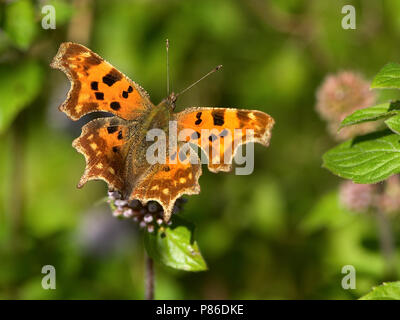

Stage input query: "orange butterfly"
[{"left": 51, "top": 42, "right": 274, "bottom": 221}]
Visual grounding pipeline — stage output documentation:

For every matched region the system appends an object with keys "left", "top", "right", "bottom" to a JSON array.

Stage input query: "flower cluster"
[
  {"left": 317, "top": 72, "right": 400, "bottom": 216},
  {"left": 339, "top": 175, "right": 400, "bottom": 215},
  {"left": 316, "top": 71, "right": 377, "bottom": 141},
  {"left": 339, "top": 180, "right": 376, "bottom": 213},
  {"left": 107, "top": 191, "right": 187, "bottom": 232}
]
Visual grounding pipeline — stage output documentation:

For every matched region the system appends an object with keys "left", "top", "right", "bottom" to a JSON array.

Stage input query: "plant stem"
[
  {"left": 376, "top": 208, "right": 396, "bottom": 279},
  {"left": 9, "top": 117, "right": 25, "bottom": 251},
  {"left": 145, "top": 254, "right": 154, "bottom": 300}
]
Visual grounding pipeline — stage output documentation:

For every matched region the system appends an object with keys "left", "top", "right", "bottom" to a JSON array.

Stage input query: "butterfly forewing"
[
  {"left": 174, "top": 108, "right": 274, "bottom": 173},
  {"left": 51, "top": 42, "right": 153, "bottom": 121}
]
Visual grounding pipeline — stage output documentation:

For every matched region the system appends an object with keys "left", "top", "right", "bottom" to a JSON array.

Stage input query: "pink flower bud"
[
  {"left": 316, "top": 71, "right": 377, "bottom": 141},
  {"left": 339, "top": 181, "right": 376, "bottom": 213}
]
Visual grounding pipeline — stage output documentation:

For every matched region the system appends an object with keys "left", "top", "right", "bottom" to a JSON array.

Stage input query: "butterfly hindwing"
[
  {"left": 130, "top": 146, "right": 202, "bottom": 222},
  {"left": 51, "top": 42, "right": 153, "bottom": 120},
  {"left": 73, "top": 117, "right": 131, "bottom": 191}
]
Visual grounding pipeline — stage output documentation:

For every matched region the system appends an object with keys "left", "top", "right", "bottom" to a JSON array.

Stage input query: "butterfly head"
[
  {"left": 160, "top": 64, "right": 223, "bottom": 111},
  {"left": 158, "top": 92, "right": 177, "bottom": 110},
  {"left": 168, "top": 92, "right": 178, "bottom": 108}
]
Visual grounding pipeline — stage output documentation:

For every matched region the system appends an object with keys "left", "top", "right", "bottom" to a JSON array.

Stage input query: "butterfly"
[{"left": 50, "top": 42, "right": 274, "bottom": 221}]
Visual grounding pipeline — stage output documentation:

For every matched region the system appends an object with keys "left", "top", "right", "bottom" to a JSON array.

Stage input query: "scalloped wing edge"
[
  {"left": 50, "top": 42, "right": 151, "bottom": 121},
  {"left": 131, "top": 164, "right": 202, "bottom": 222},
  {"left": 176, "top": 107, "right": 275, "bottom": 173}
]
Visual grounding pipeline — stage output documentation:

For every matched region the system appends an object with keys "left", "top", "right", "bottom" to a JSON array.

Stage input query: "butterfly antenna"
[
  {"left": 166, "top": 39, "right": 170, "bottom": 96},
  {"left": 175, "top": 64, "right": 223, "bottom": 99}
]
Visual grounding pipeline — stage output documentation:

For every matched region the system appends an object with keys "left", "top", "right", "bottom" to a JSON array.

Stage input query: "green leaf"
[
  {"left": 372, "top": 63, "right": 400, "bottom": 89},
  {"left": 4, "top": 0, "right": 37, "bottom": 50},
  {"left": 340, "top": 102, "right": 400, "bottom": 128},
  {"left": 385, "top": 114, "right": 400, "bottom": 134},
  {"left": 323, "top": 130, "right": 400, "bottom": 183},
  {"left": 0, "top": 60, "right": 44, "bottom": 133},
  {"left": 144, "top": 216, "right": 207, "bottom": 272},
  {"left": 360, "top": 282, "right": 400, "bottom": 300}
]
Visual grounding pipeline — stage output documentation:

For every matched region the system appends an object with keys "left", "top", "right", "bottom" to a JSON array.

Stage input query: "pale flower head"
[
  {"left": 316, "top": 71, "right": 377, "bottom": 141},
  {"left": 339, "top": 181, "right": 376, "bottom": 213}
]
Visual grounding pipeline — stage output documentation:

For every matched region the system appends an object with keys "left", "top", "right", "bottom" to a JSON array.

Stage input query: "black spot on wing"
[
  {"left": 91, "top": 81, "right": 98, "bottom": 91},
  {"left": 212, "top": 109, "right": 225, "bottom": 126},
  {"left": 107, "top": 126, "right": 118, "bottom": 134},
  {"left": 110, "top": 102, "right": 121, "bottom": 110},
  {"left": 122, "top": 91, "right": 128, "bottom": 98},
  {"left": 118, "top": 131, "right": 123, "bottom": 140},
  {"left": 102, "top": 69, "right": 122, "bottom": 87},
  {"left": 112, "top": 146, "right": 119, "bottom": 153},
  {"left": 195, "top": 111, "right": 203, "bottom": 125},
  {"left": 95, "top": 92, "right": 104, "bottom": 100}
]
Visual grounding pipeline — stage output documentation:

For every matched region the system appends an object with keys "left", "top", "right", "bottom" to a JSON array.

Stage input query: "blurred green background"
[{"left": 1, "top": 0, "right": 400, "bottom": 299}]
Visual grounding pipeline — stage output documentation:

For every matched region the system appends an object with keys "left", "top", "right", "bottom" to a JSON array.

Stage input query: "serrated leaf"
[
  {"left": 371, "top": 63, "right": 400, "bottom": 89},
  {"left": 385, "top": 114, "right": 400, "bottom": 134},
  {"left": 0, "top": 60, "right": 44, "bottom": 133},
  {"left": 340, "top": 102, "right": 400, "bottom": 128},
  {"left": 323, "top": 130, "right": 400, "bottom": 183},
  {"left": 360, "top": 282, "right": 400, "bottom": 300},
  {"left": 144, "top": 216, "right": 207, "bottom": 272},
  {"left": 4, "top": 0, "right": 37, "bottom": 50}
]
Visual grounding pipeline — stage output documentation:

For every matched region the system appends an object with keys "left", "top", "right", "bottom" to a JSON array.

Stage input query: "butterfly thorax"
[{"left": 122, "top": 97, "right": 173, "bottom": 197}]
